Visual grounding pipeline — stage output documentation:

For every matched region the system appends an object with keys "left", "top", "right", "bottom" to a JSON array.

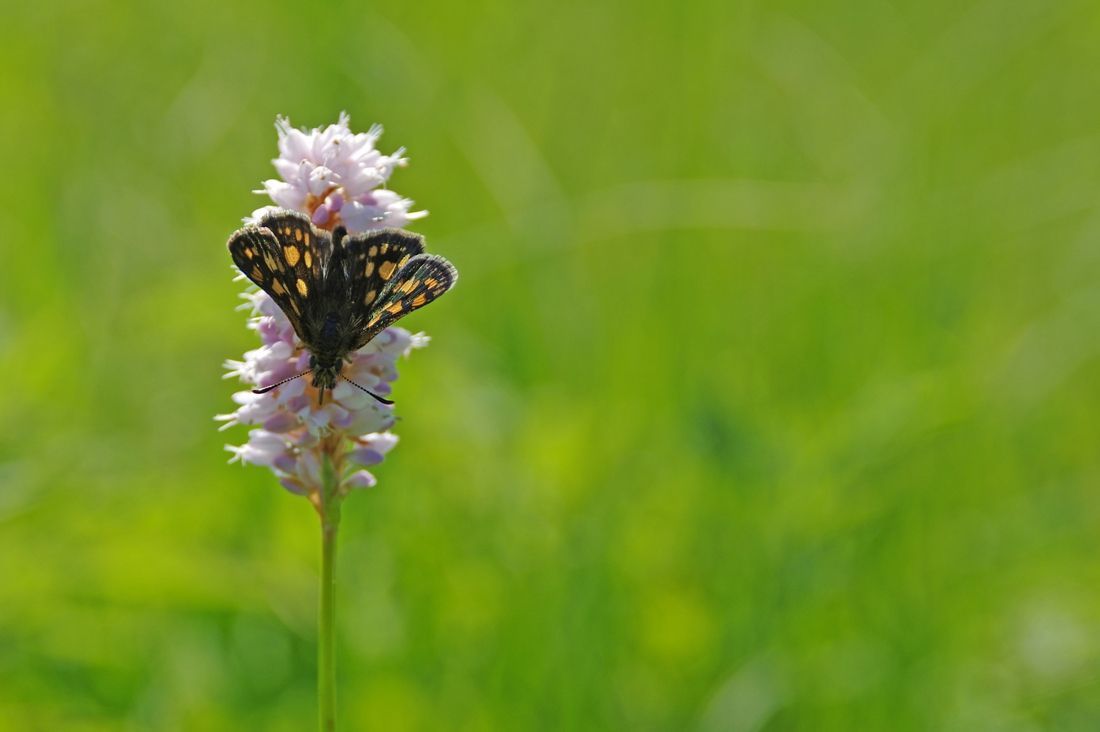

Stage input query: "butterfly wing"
[
  {"left": 230, "top": 217, "right": 456, "bottom": 355},
  {"left": 350, "top": 253, "right": 458, "bottom": 350},
  {"left": 338, "top": 228, "right": 426, "bottom": 312},
  {"left": 252, "top": 209, "right": 329, "bottom": 283},
  {"left": 227, "top": 210, "right": 331, "bottom": 347}
]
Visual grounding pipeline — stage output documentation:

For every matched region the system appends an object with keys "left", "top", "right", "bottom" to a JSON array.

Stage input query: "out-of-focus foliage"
[{"left": 2, "top": 1, "right": 1100, "bottom": 729}]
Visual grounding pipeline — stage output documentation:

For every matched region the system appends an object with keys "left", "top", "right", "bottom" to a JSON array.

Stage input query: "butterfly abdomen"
[{"left": 319, "top": 312, "right": 342, "bottom": 346}]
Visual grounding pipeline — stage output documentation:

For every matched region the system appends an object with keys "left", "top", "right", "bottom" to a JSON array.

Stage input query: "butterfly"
[{"left": 228, "top": 208, "right": 457, "bottom": 406}]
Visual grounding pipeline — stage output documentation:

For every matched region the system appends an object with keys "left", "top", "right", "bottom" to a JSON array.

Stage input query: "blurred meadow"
[{"left": 3, "top": 0, "right": 1100, "bottom": 729}]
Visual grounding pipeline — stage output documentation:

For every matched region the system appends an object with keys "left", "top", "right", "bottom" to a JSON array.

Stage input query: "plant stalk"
[{"left": 319, "top": 454, "right": 341, "bottom": 732}]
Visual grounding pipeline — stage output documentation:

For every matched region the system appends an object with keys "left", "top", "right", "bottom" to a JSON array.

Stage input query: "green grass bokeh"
[{"left": 2, "top": 1, "right": 1100, "bottom": 729}]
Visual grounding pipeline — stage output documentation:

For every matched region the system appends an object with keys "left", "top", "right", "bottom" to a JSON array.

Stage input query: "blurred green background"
[{"left": 3, "top": 0, "right": 1100, "bottom": 729}]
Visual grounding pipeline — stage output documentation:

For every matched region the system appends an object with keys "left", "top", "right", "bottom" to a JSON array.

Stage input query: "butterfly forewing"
[
  {"left": 227, "top": 211, "right": 331, "bottom": 347},
  {"left": 352, "top": 254, "right": 458, "bottom": 349},
  {"left": 253, "top": 210, "right": 329, "bottom": 285}
]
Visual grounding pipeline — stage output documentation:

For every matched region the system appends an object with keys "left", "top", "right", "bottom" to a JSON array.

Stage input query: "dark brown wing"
[
  {"left": 227, "top": 210, "right": 331, "bottom": 347},
  {"left": 350, "top": 253, "right": 458, "bottom": 349},
  {"left": 252, "top": 209, "right": 329, "bottom": 283},
  {"left": 339, "top": 228, "right": 426, "bottom": 312}
]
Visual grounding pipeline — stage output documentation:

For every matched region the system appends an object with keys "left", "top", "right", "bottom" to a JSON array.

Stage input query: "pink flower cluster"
[
  {"left": 219, "top": 288, "right": 427, "bottom": 497},
  {"left": 221, "top": 113, "right": 429, "bottom": 503},
  {"left": 254, "top": 112, "right": 427, "bottom": 232}
]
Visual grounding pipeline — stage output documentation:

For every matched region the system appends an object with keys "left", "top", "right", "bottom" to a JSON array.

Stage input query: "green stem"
[{"left": 319, "top": 455, "right": 342, "bottom": 732}]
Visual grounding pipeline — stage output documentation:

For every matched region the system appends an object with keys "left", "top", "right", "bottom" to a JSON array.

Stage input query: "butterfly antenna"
[
  {"left": 252, "top": 370, "right": 310, "bottom": 395},
  {"left": 341, "top": 376, "right": 395, "bottom": 405}
]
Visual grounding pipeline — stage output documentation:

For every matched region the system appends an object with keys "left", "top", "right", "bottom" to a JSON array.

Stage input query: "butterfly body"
[{"left": 228, "top": 209, "right": 457, "bottom": 403}]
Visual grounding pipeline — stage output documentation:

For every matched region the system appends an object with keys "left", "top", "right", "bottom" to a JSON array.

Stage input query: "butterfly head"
[{"left": 309, "top": 353, "right": 343, "bottom": 393}]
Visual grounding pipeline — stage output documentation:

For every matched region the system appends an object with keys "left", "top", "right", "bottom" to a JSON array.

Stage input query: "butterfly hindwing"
[
  {"left": 340, "top": 228, "right": 426, "bottom": 314},
  {"left": 352, "top": 253, "right": 458, "bottom": 349}
]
